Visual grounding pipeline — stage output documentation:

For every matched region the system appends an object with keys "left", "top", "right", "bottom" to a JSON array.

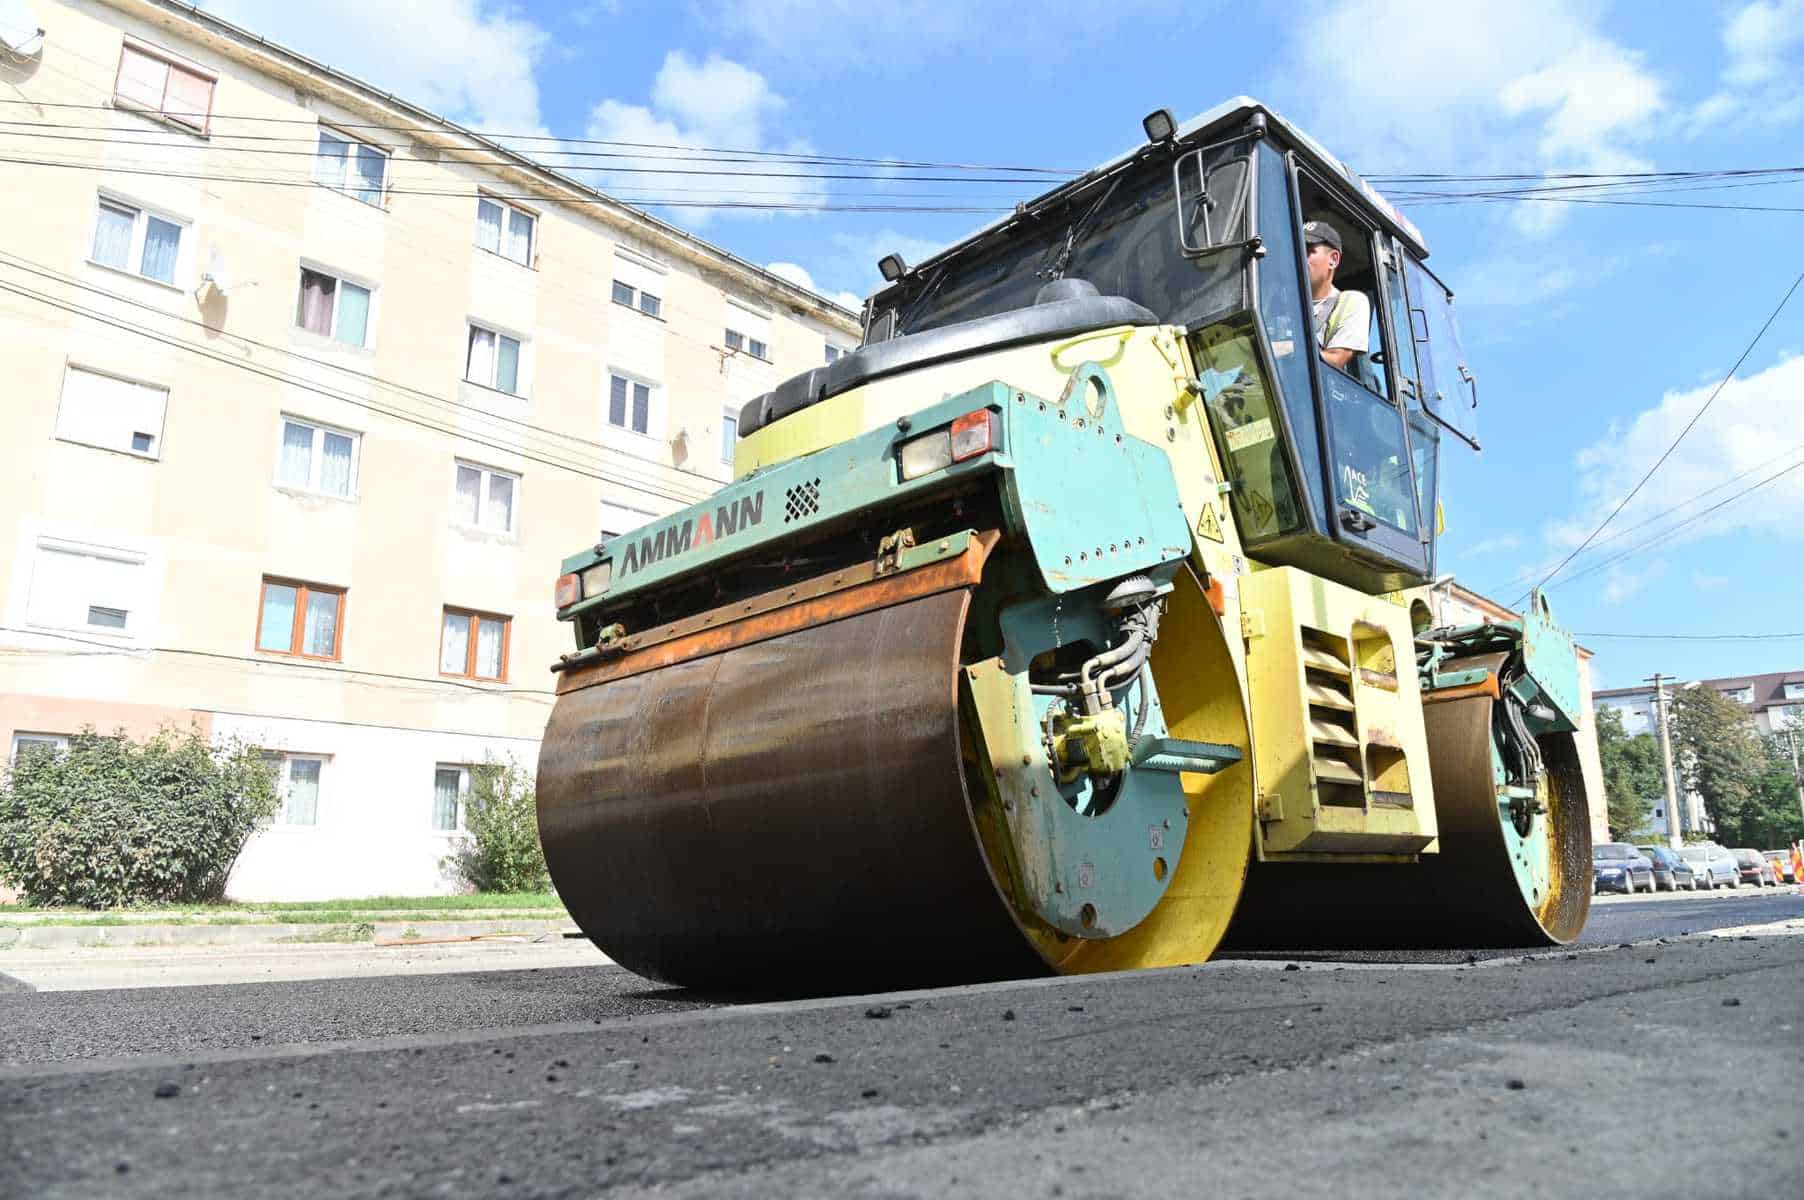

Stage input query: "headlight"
[
  {"left": 899, "top": 430, "right": 952, "bottom": 480},
  {"left": 582, "top": 560, "right": 613, "bottom": 599},
  {"left": 897, "top": 407, "right": 999, "bottom": 481}
]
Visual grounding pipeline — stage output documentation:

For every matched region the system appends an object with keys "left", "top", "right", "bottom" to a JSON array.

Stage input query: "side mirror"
[{"left": 1175, "top": 148, "right": 1253, "bottom": 256}]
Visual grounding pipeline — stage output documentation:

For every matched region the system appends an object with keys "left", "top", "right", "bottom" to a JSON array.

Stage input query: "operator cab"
[{"left": 853, "top": 98, "right": 1478, "bottom": 595}]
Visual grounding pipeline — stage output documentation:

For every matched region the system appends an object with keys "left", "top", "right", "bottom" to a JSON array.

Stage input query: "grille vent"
[{"left": 783, "top": 477, "right": 822, "bottom": 523}]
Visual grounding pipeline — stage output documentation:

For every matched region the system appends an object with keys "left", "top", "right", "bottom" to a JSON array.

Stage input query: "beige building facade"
[{"left": 0, "top": 0, "right": 860, "bottom": 897}]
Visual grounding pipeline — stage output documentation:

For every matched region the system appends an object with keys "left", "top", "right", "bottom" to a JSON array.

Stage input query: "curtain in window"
[
  {"left": 475, "top": 618, "right": 504, "bottom": 679},
  {"left": 115, "top": 47, "right": 167, "bottom": 109},
  {"left": 441, "top": 611, "right": 470, "bottom": 674},
  {"left": 286, "top": 759, "right": 320, "bottom": 824},
  {"left": 495, "top": 336, "right": 520, "bottom": 394},
  {"left": 320, "top": 432, "right": 354, "bottom": 496},
  {"left": 301, "top": 591, "right": 338, "bottom": 656},
  {"left": 466, "top": 327, "right": 495, "bottom": 384},
  {"left": 314, "top": 132, "right": 349, "bottom": 188},
  {"left": 486, "top": 474, "right": 514, "bottom": 531},
  {"left": 163, "top": 67, "right": 213, "bottom": 129},
  {"left": 631, "top": 382, "right": 650, "bottom": 434},
  {"left": 354, "top": 145, "right": 386, "bottom": 204},
  {"left": 258, "top": 582, "right": 297, "bottom": 651},
  {"left": 433, "top": 768, "right": 462, "bottom": 831},
  {"left": 92, "top": 203, "right": 135, "bottom": 270},
  {"left": 297, "top": 271, "right": 335, "bottom": 335},
  {"left": 140, "top": 216, "right": 181, "bottom": 284},
  {"left": 608, "top": 375, "right": 628, "bottom": 426},
  {"left": 334, "top": 282, "right": 370, "bottom": 347},
  {"left": 505, "top": 210, "right": 533, "bottom": 264},
  {"left": 279, "top": 421, "right": 313, "bottom": 486},
  {"left": 454, "top": 465, "right": 482, "bottom": 524},
  {"left": 476, "top": 199, "right": 502, "bottom": 253}
]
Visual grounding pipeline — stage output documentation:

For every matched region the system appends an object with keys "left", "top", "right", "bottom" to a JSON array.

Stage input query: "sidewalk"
[{"left": 0, "top": 916, "right": 578, "bottom": 949}]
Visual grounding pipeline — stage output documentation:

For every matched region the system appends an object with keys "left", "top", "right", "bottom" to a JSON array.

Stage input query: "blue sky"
[{"left": 201, "top": 0, "right": 1804, "bottom": 690}]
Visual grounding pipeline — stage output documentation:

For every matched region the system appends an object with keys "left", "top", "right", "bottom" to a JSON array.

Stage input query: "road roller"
[{"left": 539, "top": 98, "right": 1592, "bottom": 989}]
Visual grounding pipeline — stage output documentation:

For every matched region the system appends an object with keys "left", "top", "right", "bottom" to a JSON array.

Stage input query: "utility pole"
[
  {"left": 1647, "top": 673, "right": 1684, "bottom": 849},
  {"left": 1787, "top": 728, "right": 1804, "bottom": 832}
]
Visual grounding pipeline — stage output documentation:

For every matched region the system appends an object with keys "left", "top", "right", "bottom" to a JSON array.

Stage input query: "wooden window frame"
[
  {"left": 440, "top": 607, "right": 511, "bottom": 682},
  {"left": 256, "top": 576, "right": 346, "bottom": 662},
  {"left": 113, "top": 40, "right": 217, "bottom": 136}
]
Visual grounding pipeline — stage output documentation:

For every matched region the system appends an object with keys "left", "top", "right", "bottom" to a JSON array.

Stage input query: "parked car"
[
  {"left": 1763, "top": 850, "right": 1798, "bottom": 884},
  {"left": 1637, "top": 845, "right": 1698, "bottom": 892},
  {"left": 1732, "top": 848, "right": 1776, "bottom": 887},
  {"left": 1678, "top": 844, "right": 1739, "bottom": 889},
  {"left": 1593, "top": 843, "right": 1655, "bottom": 894}
]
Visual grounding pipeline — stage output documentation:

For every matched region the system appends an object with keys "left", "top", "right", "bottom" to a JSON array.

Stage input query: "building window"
[
  {"left": 26, "top": 538, "right": 146, "bottom": 636},
  {"left": 256, "top": 578, "right": 344, "bottom": 659},
  {"left": 611, "top": 278, "right": 662, "bottom": 319},
  {"left": 314, "top": 128, "right": 387, "bottom": 205},
  {"left": 432, "top": 765, "right": 471, "bottom": 831},
  {"left": 11, "top": 733, "right": 70, "bottom": 765},
  {"left": 440, "top": 609, "right": 509, "bottom": 681},
  {"left": 276, "top": 417, "right": 359, "bottom": 498},
  {"left": 453, "top": 461, "right": 517, "bottom": 533},
  {"left": 466, "top": 323, "right": 523, "bottom": 395},
  {"left": 1784, "top": 683, "right": 1804, "bottom": 701},
  {"left": 600, "top": 500, "right": 656, "bottom": 540},
  {"left": 720, "top": 409, "right": 737, "bottom": 463},
  {"left": 1721, "top": 686, "right": 1754, "bottom": 705},
  {"left": 56, "top": 366, "right": 167, "bottom": 459},
  {"left": 607, "top": 373, "right": 654, "bottom": 435},
  {"left": 825, "top": 344, "right": 850, "bottom": 364},
  {"left": 477, "top": 196, "right": 535, "bottom": 266},
  {"left": 262, "top": 753, "right": 324, "bottom": 826},
  {"left": 90, "top": 196, "right": 185, "bottom": 285},
  {"left": 113, "top": 42, "right": 214, "bottom": 134},
  {"left": 724, "top": 328, "right": 768, "bottom": 360},
  {"left": 295, "top": 268, "right": 372, "bottom": 347}
]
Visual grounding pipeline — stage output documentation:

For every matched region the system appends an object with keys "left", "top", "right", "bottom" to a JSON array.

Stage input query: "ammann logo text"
[{"left": 619, "top": 493, "right": 765, "bottom": 576}]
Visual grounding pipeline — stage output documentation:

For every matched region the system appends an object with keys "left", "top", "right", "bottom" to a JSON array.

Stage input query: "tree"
[
  {"left": 442, "top": 756, "right": 549, "bottom": 893},
  {"left": 1670, "top": 687, "right": 1764, "bottom": 846},
  {"left": 1594, "top": 705, "right": 1662, "bottom": 839},
  {"left": 1742, "top": 733, "right": 1804, "bottom": 849},
  {"left": 0, "top": 727, "right": 279, "bottom": 908}
]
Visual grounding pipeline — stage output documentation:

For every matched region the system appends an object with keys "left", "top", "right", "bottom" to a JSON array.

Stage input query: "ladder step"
[
  {"left": 1131, "top": 736, "right": 1244, "bottom": 775},
  {"left": 1306, "top": 681, "right": 1355, "bottom": 711},
  {"left": 1301, "top": 646, "right": 1351, "bottom": 676},
  {"left": 1309, "top": 720, "right": 1360, "bottom": 748},
  {"left": 1313, "top": 756, "right": 1363, "bottom": 785}
]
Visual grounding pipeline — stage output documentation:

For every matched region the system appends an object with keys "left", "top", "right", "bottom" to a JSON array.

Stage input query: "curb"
[{"left": 0, "top": 918, "right": 578, "bottom": 950}]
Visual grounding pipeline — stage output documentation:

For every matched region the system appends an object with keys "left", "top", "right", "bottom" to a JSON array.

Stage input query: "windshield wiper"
[{"left": 1040, "top": 175, "right": 1123, "bottom": 282}]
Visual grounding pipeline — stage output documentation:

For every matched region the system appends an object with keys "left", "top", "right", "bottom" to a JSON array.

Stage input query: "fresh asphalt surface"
[{"left": 3, "top": 889, "right": 1801, "bottom": 1198}]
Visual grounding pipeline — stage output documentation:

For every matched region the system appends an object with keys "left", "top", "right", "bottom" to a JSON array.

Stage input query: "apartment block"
[{"left": 0, "top": 0, "right": 860, "bottom": 898}]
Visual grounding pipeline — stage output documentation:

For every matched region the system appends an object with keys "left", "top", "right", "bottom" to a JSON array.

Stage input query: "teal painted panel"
[{"left": 1520, "top": 590, "right": 1582, "bottom": 731}]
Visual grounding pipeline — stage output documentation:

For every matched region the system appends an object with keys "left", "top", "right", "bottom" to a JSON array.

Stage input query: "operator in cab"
[{"left": 1304, "top": 220, "right": 1369, "bottom": 374}]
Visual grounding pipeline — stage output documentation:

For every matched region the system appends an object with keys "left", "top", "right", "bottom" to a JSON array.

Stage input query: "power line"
[
  {"left": 1579, "top": 631, "right": 1804, "bottom": 641},
  {"left": 1514, "top": 266, "right": 1804, "bottom": 605}
]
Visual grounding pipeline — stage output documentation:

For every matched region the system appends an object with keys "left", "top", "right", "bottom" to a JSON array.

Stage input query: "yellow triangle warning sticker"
[{"left": 1196, "top": 503, "right": 1224, "bottom": 543}]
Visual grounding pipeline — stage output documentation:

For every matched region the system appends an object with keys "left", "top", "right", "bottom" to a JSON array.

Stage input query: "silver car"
[{"left": 1678, "top": 843, "right": 1739, "bottom": 889}]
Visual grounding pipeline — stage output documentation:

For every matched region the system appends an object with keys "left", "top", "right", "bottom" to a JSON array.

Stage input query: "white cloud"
[
  {"left": 1686, "top": 0, "right": 1804, "bottom": 132},
  {"left": 1601, "top": 560, "right": 1668, "bottom": 605},
  {"left": 1275, "top": 1, "right": 1664, "bottom": 236},
  {"left": 578, "top": 52, "right": 815, "bottom": 226},
  {"left": 201, "top": 1, "right": 549, "bottom": 135},
  {"left": 1454, "top": 533, "right": 1523, "bottom": 559},
  {"left": 1552, "top": 354, "right": 1804, "bottom": 572},
  {"left": 765, "top": 261, "right": 865, "bottom": 313}
]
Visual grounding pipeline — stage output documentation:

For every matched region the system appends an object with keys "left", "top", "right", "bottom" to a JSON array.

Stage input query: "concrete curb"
[{"left": 0, "top": 918, "right": 578, "bottom": 950}]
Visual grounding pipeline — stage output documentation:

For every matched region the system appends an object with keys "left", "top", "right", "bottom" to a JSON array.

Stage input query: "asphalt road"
[{"left": 3, "top": 891, "right": 1800, "bottom": 1198}]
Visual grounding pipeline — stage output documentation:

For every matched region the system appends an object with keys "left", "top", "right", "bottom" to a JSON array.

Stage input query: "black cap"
[{"left": 1303, "top": 219, "right": 1342, "bottom": 253}]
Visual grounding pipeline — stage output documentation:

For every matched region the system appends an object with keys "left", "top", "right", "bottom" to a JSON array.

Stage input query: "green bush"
[
  {"left": 443, "top": 756, "right": 549, "bottom": 893},
  {"left": 0, "top": 727, "right": 280, "bottom": 908}
]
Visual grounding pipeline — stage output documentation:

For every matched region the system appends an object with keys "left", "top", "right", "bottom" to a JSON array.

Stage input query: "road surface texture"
[{"left": 3, "top": 891, "right": 1800, "bottom": 1198}]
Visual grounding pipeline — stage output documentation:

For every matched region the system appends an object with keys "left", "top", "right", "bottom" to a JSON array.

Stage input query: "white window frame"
[
  {"left": 431, "top": 763, "right": 471, "bottom": 833},
  {"left": 724, "top": 328, "right": 769, "bottom": 360},
  {"left": 610, "top": 278, "right": 664, "bottom": 319},
  {"left": 11, "top": 733, "right": 70, "bottom": 765},
  {"left": 465, "top": 321, "right": 528, "bottom": 396},
  {"left": 720, "top": 407, "right": 738, "bottom": 464},
  {"left": 274, "top": 415, "right": 362, "bottom": 500},
  {"left": 88, "top": 192, "right": 190, "bottom": 288},
  {"left": 314, "top": 126, "right": 389, "bottom": 206},
  {"left": 1784, "top": 683, "right": 1804, "bottom": 701},
  {"left": 55, "top": 365, "right": 169, "bottom": 460},
  {"left": 25, "top": 536, "right": 148, "bottom": 639},
  {"left": 605, "top": 370, "right": 660, "bottom": 438},
  {"left": 263, "top": 752, "right": 326, "bottom": 826},
  {"left": 600, "top": 500, "right": 657, "bottom": 540},
  {"left": 113, "top": 39, "right": 216, "bottom": 135},
  {"left": 452, "top": 460, "right": 520, "bottom": 534},
  {"left": 293, "top": 264, "right": 376, "bottom": 349},
  {"left": 1723, "top": 686, "right": 1754, "bottom": 704},
  {"left": 476, "top": 194, "right": 537, "bottom": 267}
]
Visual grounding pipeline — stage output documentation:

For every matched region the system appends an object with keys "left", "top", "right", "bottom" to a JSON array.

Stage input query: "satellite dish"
[{"left": 0, "top": 0, "right": 43, "bottom": 59}]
